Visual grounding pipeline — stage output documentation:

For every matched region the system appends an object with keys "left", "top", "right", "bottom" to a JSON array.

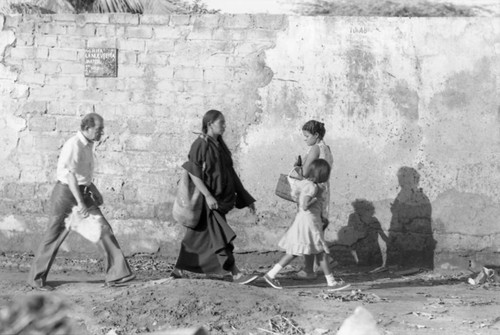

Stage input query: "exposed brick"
[
  {"left": 9, "top": 47, "right": 36, "bottom": 60},
  {"left": 118, "top": 51, "right": 137, "bottom": 64},
  {"left": 96, "top": 25, "right": 124, "bottom": 38},
  {"left": 212, "top": 28, "right": 247, "bottom": 41},
  {"left": 246, "top": 29, "right": 277, "bottom": 41},
  {"left": 18, "top": 72, "right": 45, "bottom": 86},
  {"left": 156, "top": 79, "right": 183, "bottom": 92},
  {"left": 20, "top": 101, "right": 47, "bottom": 116},
  {"left": 35, "top": 47, "right": 49, "bottom": 59},
  {"left": 0, "top": 64, "right": 18, "bottom": 80},
  {"left": 60, "top": 63, "right": 85, "bottom": 75},
  {"left": 85, "top": 77, "right": 117, "bottom": 90},
  {"left": 73, "top": 89, "right": 105, "bottom": 101},
  {"left": 102, "top": 91, "right": 132, "bottom": 104},
  {"left": 137, "top": 52, "right": 170, "bottom": 65},
  {"left": 48, "top": 48, "right": 78, "bottom": 61},
  {"left": 56, "top": 116, "right": 81, "bottom": 132},
  {"left": 234, "top": 41, "right": 275, "bottom": 55},
  {"left": 66, "top": 24, "right": 96, "bottom": 36},
  {"left": 77, "top": 102, "right": 95, "bottom": 116},
  {"left": 87, "top": 37, "right": 117, "bottom": 48},
  {"left": 28, "top": 86, "right": 60, "bottom": 100},
  {"left": 36, "top": 34, "right": 58, "bottom": 47},
  {"left": 3, "top": 183, "right": 36, "bottom": 199},
  {"left": 200, "top": 54, "right": 227, "bottom": 67},
  {"left": 116, "top": 78, "right": 147, "bottom": 90},
  {"left": 193, "top": 15, "right": 221, "bottom": 29},
  {"left": 38, "top": 23, "right": 67, "bottom": 35},
  {"left": 4, "top": 15, "right": 22, "bottom": 29},
  {"left": 10, "top": 84, "right": 29, "bottom": 99},
  {"left": 117, "top": 64, "right": 145, "bottom": 77},
  {"left": 149, "top": 66, "right": 174, "bottom": 79},
  {"left": 170, "top": 15, "right": 192, "bottom": 26},
  {"left": 110, "top": 14, "right": 139, "bottom": 25},
  {"left": 47, "top": 101, "right": 78, "bottom": 116},
  {"left": 127, "top": 119, "right": 157, "bottom": 134},
  {"left": 117, "top": 38, "right": 145, "bottom": 51},
  {"left": 136, "top": 184, "right": 167, "bottom": 203},
  {"left": 187, "top": 27, "right": 213, "bottom": 40},
  {"left": 29, "top": 116, "right": 56, "bottom": 132},
  {"left": 223, "top": 14, "right": 253, "bottom": 29},
  {"left": 33, "top": 134, "right": 64, "bottom": 151},
  {"left": 58, "top": 35, "right": 86, "bottom": 49},
  {"left": 16, "top": 33, "right": 34, "bottom": 46},
  {"left": 17, "top": 21, "right": 35, "bottom": 34},
  {"left": 45, "top": 75, "right": 86, "bottom": 89},
  {"left": 140, "top": 15, "right": 171, "bottom": 25},
  {"left": 145, "top": 39, "right": 175, "bottom": 52},
  {"left": 125, "top": 26, "right": 153, "bottom": 39},
  {"left": 253, "top": 15, "right": 286, "bottom": 30},
  {"left": 203, "top": 67, "right": 233, "bottom": 82},
  {"left": 125, "top": 134, "right": 152, "bottom": 151},
  {"left": 82, "top": 14, "right": 109, "bottom": 24},
  {"left": 38, "top": 61, "right": 61, "bottom": 74},
  {"left": 153, "top": 26, "right": 184, "bottom": 39},
  {"left": 51, "top": 14, "right": 76, "bottom": 22}
]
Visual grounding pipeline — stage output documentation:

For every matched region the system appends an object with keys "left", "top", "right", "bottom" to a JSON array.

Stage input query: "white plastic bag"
[{"left": 64, "top": 206, "right": 103, "bottom": 243}]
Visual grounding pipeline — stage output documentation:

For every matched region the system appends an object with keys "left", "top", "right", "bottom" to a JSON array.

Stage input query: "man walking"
[{"left": 27, "top": 113, "right": 134, "bottom": 291}]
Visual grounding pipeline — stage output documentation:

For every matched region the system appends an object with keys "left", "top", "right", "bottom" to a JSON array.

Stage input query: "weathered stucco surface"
[{"left": 0, "top": 14, "right": 499, "bottom": 269}]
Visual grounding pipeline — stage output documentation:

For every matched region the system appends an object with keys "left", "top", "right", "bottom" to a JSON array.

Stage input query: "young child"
[
  {"left": 264, "top": 159, "right": 347, "bottom": 289},
  {"left": 296, "top": 120, "right": 334, "bottom": 279}
]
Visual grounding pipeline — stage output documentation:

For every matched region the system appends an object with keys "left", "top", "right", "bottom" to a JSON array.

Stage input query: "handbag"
[
  {"left": 275, "top": 168, "right": 302, "bottom": 203},
  {"left": 172, "top": 169, "right": 204, "bottom": 229}
]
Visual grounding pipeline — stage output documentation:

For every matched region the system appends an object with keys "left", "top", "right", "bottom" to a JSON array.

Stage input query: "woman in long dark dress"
[{"left": 171, "top": 109, "right": 258, "bottom": 284}]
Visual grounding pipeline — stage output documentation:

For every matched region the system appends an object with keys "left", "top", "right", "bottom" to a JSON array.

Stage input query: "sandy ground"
[{"left": 1, "top": 252, "right": 500, "bottom": 335}]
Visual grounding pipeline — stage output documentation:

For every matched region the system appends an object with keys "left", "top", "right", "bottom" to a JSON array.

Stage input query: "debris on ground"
[
  {"left": 258, "top": 315, "right": 305, "bottom": 335},
  {"left": 468, "top": 267, "right": 500, "bottom": 286},
  {"left": 317, "top": 289, "right": 390, "bottom": 303}
]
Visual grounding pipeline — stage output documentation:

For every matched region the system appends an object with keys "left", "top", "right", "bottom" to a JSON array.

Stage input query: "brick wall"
[{"left": 1, "top": 14, "right": 499, "bottom": 269}]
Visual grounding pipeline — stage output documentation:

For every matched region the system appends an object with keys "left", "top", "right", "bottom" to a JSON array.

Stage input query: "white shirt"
[{"left": 56, "top": 131, "right": 94, "bottom": 186}]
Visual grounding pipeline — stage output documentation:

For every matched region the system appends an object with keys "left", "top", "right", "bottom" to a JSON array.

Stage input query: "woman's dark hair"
[
  {"left": 309, "top": 158, "right": 331, "bottom": 183},
  {"left": 302, "top": 120, "right": 326, "bottom": 140},
  {"left": 202, "top": 109, "right": 223, "bottom": 134},
  {"left": 80, "top": 113, "right": 102, "bottom": 131}
]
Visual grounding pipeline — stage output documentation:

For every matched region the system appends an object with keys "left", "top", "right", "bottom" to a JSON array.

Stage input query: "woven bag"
[
  {"left": 275, "top": 168, "right": 301, "bottom": 202},
  {"left": 172, "top": 169, "right": 203, "bottom": 229}
]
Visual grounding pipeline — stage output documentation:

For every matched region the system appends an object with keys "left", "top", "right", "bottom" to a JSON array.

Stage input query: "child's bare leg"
[
  {"left": 351, "top": 249, "right": 359, "bottom": 264},
  {"left": 318, "top": 253, "right": 339, "bottom": 286},
  {"left": 317, "top": 253, "right": 332, "bottom": 276},
  {"left": 267, "top": 254, "right": 297, "bottom": 279}
]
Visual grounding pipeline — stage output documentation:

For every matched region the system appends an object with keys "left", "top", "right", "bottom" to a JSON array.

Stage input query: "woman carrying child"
[
  {"left": 296, "top": 120, "right": 334, "bottom": 279},
  {"left": 263, "top": 159, "right": 348, "bottom": 289}
]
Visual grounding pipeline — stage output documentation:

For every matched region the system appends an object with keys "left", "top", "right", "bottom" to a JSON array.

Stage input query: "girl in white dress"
[
  {"left": 263, "top": 159, "right": 345, "bottom": 289},
  {"left": 297, "top": 120, "right": 334, "bottom": 279}
]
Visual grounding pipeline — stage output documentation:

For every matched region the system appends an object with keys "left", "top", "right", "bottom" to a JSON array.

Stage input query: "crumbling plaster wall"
[{"left": 0, "top": 14, "right": 499, "bottom": 268}]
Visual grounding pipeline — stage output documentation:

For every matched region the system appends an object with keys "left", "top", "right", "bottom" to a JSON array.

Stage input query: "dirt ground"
[{"left": 1, "top": 251, "right": 500, "bottom": 335}]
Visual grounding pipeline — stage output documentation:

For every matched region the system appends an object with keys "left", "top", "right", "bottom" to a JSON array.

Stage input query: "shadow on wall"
[
  {"left": 387, "top": 167, "right": 436, "bottom": 269},
  {"left": 333, "top": 167, "right": 436, "bottom": 269},
  {"left": 336, "top": 199, "right": 388, "bottom": 267}
]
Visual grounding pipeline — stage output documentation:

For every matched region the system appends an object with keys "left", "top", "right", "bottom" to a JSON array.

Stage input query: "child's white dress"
[{"left": 278, "top": 179, "right": 330, "bottom": 255}]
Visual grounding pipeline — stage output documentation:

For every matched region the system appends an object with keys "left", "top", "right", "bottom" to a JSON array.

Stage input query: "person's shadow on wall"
[
  {"left": 386, "top": 167, "right": 436, "bottom": 269},
  {"left": 335, "top": 199, "right": 388, "bottom": 269}
]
